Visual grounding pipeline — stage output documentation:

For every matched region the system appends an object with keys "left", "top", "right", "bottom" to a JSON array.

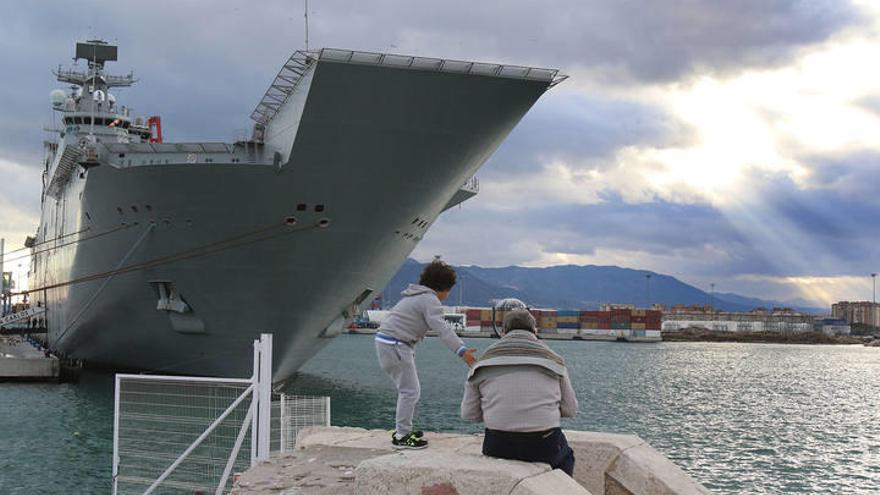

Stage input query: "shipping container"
[
  {"left": 466, "top": 309, "right": 481, "bottom": 319},
  {"left": 631, "top": 316, "right": 646, "bottom": 323},
  {"left": 480, "top": 309, "right": 492, "bottom": 320},
  {"left": 631, "top": 322, "right": 646, "bottom": 330},
  {"left": 557, "top": 316, "right": 578, "bottom": 324},
  {"left": 632, "top": 309, "right": 646, "bottom": 317},
  {"left": 557, "top": 310, "right": 579, "bottom": 317},
  {"left": 598, "top": 320, "right": 611, "bottom": 329},
  {"left": 611, "top": 322, "right": 630, "bottom": 330},
  {"left": 579, "top": 322, "right": 598, "bottom": 329},
  {"left": 557, "top": 322, "right": 579, "bottom": 329}
]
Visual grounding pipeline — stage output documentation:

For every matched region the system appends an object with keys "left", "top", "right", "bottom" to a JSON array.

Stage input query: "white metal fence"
[
  {"left": 112, "top": 375, "right": 255, "bottom": 494},
  {"left": 279, "top": 395, "right": 331, "bottom": 453},
  {"left": 112, "top": 334, "right": 331, "bottom": 495}
]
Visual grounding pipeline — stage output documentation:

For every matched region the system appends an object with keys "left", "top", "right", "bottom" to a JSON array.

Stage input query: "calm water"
[{"left": 1, "top": 337, "right": 878, "bottom": 494}]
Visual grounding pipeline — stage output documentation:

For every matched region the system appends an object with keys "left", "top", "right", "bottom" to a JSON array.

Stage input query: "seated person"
[{"left": 461, "top": 309, "right": 578, "bottom": 475}]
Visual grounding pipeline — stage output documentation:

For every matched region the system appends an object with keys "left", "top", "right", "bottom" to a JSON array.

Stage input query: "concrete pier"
[
  {"left": 0, "top": 335, "right": 60, "bottom": 381},
  {"left": 231, "top": 427, "right": 710, "bottom": 495}
]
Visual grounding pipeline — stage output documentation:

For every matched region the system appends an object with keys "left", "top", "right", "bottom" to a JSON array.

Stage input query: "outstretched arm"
[{"left": 424, "top": 297, "right": 468, "bottom": 357}]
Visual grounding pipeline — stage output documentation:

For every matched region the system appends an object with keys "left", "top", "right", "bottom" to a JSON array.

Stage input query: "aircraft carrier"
[{"left": 30, "top": 40, "right": 565, "bottom": 381}]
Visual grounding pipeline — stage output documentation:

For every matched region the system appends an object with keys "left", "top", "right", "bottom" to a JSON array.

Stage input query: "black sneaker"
[
  {"left": 392, "top": 432, "right": 428, "bottom": 449},
  {"left": 390, "top": 430, "right": 424, "bottom": 439}
]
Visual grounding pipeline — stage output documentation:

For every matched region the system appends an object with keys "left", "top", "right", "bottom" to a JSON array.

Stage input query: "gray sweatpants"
[{"left": 375, "top": 340, "right": 420, "bottom": 436}]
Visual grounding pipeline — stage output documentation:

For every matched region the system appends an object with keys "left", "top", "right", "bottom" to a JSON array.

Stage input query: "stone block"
[
  {"left": 354, "top": 448, "right": 550, "bottom": 495},
  {"left": 606, "top": 443, "right": 711, "bottom": 495},
  {"left": 511, "top": 469, "right": 593, "bottom": 495},
  {"left": 563, "top": 430, "right": 644, "bottom": 494}
]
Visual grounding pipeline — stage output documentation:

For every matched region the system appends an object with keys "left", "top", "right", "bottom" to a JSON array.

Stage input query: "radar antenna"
[{"left": 304, "top": 0, "right": 309, "bottom": 52}]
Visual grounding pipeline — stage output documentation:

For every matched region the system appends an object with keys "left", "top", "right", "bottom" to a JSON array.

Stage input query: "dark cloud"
[
  {"left": 478, "top": 89, "right": 690, "bottom": 177},
  {"left": 0, "top": 0, "right": 862, "bottom": 166},
  {"left": 303, "top": 0, "right": 862, "bottom": 82}
]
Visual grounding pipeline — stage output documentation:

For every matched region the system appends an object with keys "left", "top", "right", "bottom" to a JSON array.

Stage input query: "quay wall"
[
  {"left": 232, "top": 426, "right": 710, "bottom": 495},
  {"left": 0, "top": 356, "right": 59, "bottom": 380}
]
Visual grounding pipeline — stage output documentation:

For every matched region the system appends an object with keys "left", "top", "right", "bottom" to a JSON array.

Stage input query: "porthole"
[
  {"left": 131, "top": 206, "right": 139, "bottom": 213},
  {"left": 145, "top": 205, "right": 153, "bottom": 212},
  {"left": 315, "top": 204, "right": 325, "bottom": 212},
  {"left": 296, "top": 203, "right": 306, "bottom": 211},
  {"left": 316, "top": 218, "right": 330, "bottom": 228},
  {"left": 284, "top": 216, "right": 297, "bottom": 226},
  {"left": 116, "top": 207, "right": 123, "bottom": 215}
]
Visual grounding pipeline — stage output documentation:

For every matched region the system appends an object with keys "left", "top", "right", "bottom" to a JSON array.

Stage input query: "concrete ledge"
[
  {"left": 0, "top": 356, "right": 59, "bottom": 380},
  {"left": 564, "top": 431, "right": 710, "bottom": 495},
  {"left": 512, "top": 470, "right": 592, "bottom": 495},
  {"left": 355, "top": 449, "right": 557, "bottom": 495},
  {"left": 233, "top": 427, "right": 709, "bottom": 494}
]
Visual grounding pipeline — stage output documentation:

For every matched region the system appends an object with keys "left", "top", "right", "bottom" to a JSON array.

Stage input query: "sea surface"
[{"left": 1, "top": 337, "right": 878, "bottom": 494}]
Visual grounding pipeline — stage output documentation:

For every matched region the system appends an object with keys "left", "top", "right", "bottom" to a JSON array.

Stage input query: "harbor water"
[{"left": 1, "top": 336, "right": 878, "bottom": 494}]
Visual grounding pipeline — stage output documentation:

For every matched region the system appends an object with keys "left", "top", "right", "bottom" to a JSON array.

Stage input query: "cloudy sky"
[{"left": 2, "top": 0, "right": 879, "bottom": 307}]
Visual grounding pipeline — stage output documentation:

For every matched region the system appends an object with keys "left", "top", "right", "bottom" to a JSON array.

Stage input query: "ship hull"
[{"left": 34, "top": 49, "right": 555, "bottom": 381}]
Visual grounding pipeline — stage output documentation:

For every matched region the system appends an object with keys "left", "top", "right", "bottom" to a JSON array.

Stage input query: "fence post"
[
  {"left": 280, "top": 394, "right": 287, "bottom": 452},
  {"left": 257, "top": 333, "right": 273, "bottom": 461},
  {"left": 250, "top": 338, "right": 260, "bottom": 467},
  {"left": 325, "top": 396, "right": 331, "bottom": 426},
  {"left": 112, "top": 374, "right": 121, "bottom": 495}
]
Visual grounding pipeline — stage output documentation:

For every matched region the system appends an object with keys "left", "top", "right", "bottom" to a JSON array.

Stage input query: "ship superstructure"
[{"left": 32, "top": 41, "right": 564, "bottom": 381}]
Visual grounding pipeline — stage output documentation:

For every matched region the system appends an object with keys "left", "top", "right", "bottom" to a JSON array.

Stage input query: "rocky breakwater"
[{"left": 231, "top": 426, "right": 711, "bottom": 495}]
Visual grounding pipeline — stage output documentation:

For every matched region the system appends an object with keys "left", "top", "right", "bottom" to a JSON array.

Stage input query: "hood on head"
[{"left": 401, "top": 284, "right": 436, "bottom": 297}]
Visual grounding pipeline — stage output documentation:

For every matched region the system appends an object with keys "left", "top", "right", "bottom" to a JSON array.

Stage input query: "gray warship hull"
[{"left": 33, "top": 48, "right": 562, "bottom": 381}]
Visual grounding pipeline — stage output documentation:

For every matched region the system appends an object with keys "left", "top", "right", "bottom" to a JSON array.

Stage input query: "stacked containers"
[
  {"left": 610, "top": 308, "right": 631, "bottom": 330},
  {"left": 465, "top": 309, "right": 482, "bottom": 328},
  {"left": 480, "top": 308, "right": 493, "bottom": 329},
  {"left": 645, "top": 310, "right": 662, "bottom": 330},
  {"left": 598, "top": 311, "right": 611, "bottom": 329},
  {"left": 530, "top": 309, "right": 558, "bottom": 333},
  {"left": 557, "top": 310, "right": 579, "bottom": 333},
  {"left": 494, "top": 309, "right": 507, "bottom": 329},
  {"left": 631, "top": 308, "right": 646, "bottom": 330},
  {"left": 579, "top": 310, "right": 601, "bottom": 329}
]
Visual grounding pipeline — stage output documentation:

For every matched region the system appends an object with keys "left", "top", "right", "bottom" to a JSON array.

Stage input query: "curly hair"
[{"left": 419, "top": 260, "right": 457, "bottom": 292}]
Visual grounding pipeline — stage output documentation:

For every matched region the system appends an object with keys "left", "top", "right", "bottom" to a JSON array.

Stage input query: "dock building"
[
  {"left": 832, "top": 301, "right": 880, "bottom": 328},
  {"left": 660, "top": 306, "right": 815, "bottom": 333}
]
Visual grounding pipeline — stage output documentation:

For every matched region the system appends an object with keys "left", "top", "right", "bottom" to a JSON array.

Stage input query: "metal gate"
[{"left": 112, "top": 334, "right": 275, "bottom": 495}]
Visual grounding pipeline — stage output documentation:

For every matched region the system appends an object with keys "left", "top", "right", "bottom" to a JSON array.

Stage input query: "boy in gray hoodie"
[{"left": 375, "top": 260, "right": 477, "bottom": 449}]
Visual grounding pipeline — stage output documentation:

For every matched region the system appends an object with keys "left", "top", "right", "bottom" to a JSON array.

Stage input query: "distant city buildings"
[
  {"left": 815, "top": 318, "right": 851, "bottom": 336},
  {"left": 832, "top": 301, "right": 880, "bottom": 328},
  {"left": 660, "top": 305, "right": 817, "bottom": 333}
]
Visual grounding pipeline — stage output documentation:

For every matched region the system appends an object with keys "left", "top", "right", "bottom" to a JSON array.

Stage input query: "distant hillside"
[{"left": 377, "top": 259, "right": 824, "bottom": 314}]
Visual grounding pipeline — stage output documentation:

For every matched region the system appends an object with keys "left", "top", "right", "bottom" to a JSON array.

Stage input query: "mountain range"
[{"left": 375, "top": 259, "right": 826, "bottom": 314}]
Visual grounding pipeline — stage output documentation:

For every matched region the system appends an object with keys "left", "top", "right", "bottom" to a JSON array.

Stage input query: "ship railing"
[
  {"left": 53, "top": 66, "right": 137, "bottom": 87},
  {"left": 250, "top": 51, "right": 316, "bottom": 126},
  {"left": 317, "top": 47, "right": 568, "bottom": 87},
  {"left": 250, "top": 47, "right": 567, "bottom": 127},
  {"left": 111, "top": 334, "right": 331, "bottom": 495}
]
